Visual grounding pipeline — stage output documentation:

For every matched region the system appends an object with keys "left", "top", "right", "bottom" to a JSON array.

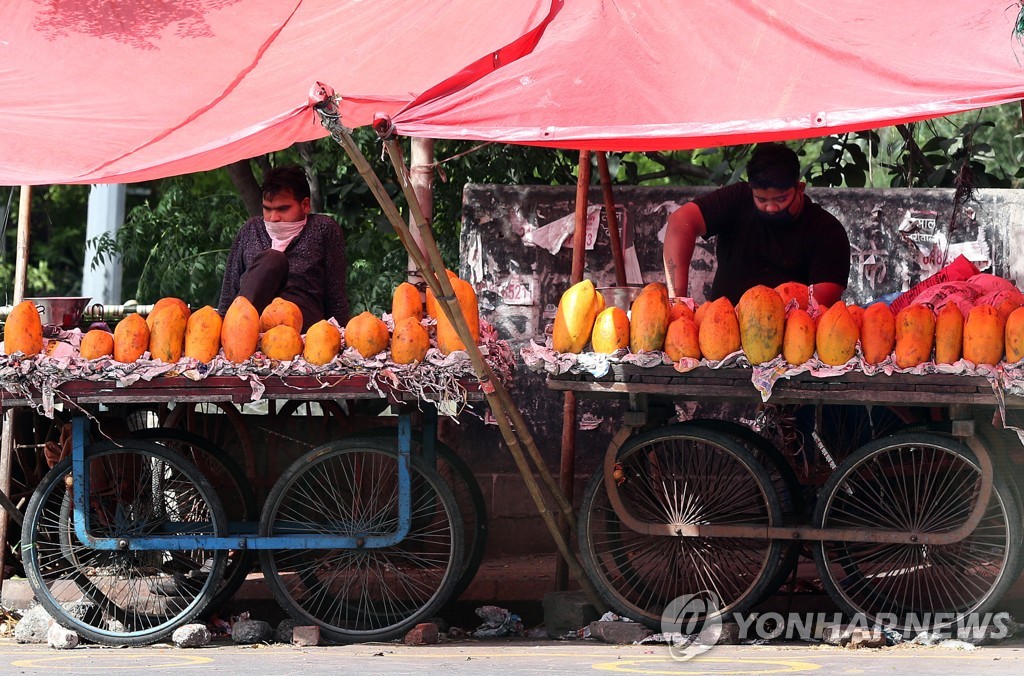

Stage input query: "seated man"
[{"left": 217, "top": 165, "right": 348, "bottom": 331}]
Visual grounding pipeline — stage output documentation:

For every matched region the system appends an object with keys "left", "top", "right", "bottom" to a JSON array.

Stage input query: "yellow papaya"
[
  {"left": 260, "top": 324, "right": 303, "bottom": 361},
  {"left": 221, "top": 296, "right": 259, "bottom": 363},
  {"left": 629, "top": 286, "right": 670, "bottom": 353},
  {"left": 737, "top": 285, "right": 785, "bottom": 364},
  {"left": 935, "top": 303, "right": 964, "bottom": 365},
  {"left": 816, "top": 301, "right": 859, "bottom": 366},
  {"left": 259, "top": 297, "right": 303, "bottom": 333},
  {"left": 664, "top": 316, "right": 700, "bottom": 362},
  {"left": 552, "top": 279, "right": 601, "bottom": 353},
  {"left": 964, "top": 305, "right": 1004, "bottom": 365},
  {"left": 346, "top": 311, "right": 389, "bottom": 358},
  {"left": 861, "top": 303, "right": 896, "bottom": 365},
  {"left": 894, "top": 304, "right": 935, "bottom": 368},
  {"left": 148, "top": 303, "right": 187, "bottom": 363},
  {"left": 80, "top": 329, "right": 114, "bottom": 360},
  {"left": 184, "top": 306, "right": 223, "bottom": 362},
  {"left": 392, "top": 282, "right": 423, "bottom": 324},
  {"left": 3, "top": 299, "right": 43, "bottom": 356},
  {"left": 782, "top": 308, "right": 816, "bottom": 365},
  {"left": 303, "top": 320, "right": 341, "bottom": 366},
  {"left": 698, "top": 297, "right": 741, "bottom": 361},
  {"left": 391, "top": 317, "right": 430, "bottom": 364},
  {"left": 113, "top": 313, "right": 150, "bottom": 363},
  {"left": 591, "top": 307, "right": 630, "bottom": 354}
]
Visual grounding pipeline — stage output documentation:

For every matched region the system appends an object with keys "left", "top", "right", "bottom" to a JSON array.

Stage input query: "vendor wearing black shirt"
[{"left": 663, "top": 143, "right": 851, "bottom": 307}]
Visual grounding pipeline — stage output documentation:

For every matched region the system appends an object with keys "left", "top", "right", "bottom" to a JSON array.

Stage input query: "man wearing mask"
[
  {"left": 218, "top": 165, "right": 348, "bottom": 332},
  {"left": 663, "top": 143, "right": 850, "bottom": 307}
]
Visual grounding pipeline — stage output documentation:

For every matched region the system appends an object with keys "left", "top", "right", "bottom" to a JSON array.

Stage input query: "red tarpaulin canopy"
[
  {"left": 2, "top": 0, "right": 1023, "bottom": 185},
  {"left": 393, "top": 0, "right": 1024, "bottom": 150},
  {"left": 0, "top": 0, "right": 551, "bottom": 185}
]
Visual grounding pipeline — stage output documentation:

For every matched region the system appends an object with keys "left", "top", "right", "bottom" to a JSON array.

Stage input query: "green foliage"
[
  {"left": 1, "top": 185, "right": 89, "bottom": 297},
  {"left": 88, "top": 176, "right": 245, "bottom": 306}
]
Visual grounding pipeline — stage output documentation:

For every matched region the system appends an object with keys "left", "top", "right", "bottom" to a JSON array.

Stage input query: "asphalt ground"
[{"left": 2, "top": 637, "right": 1024, "bottom": 675}]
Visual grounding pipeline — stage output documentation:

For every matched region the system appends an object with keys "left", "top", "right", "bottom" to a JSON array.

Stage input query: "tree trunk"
[
  {"left": 226, "top": 159, "right": 262, "bottom": 217},
  {"left": 296, "top": 142, "right": 323, "bottom": 213}
]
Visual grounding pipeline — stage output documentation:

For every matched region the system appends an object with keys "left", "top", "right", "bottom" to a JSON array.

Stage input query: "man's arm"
[{"left": 662, "top": 202, "right": 707, "bottom": 298}]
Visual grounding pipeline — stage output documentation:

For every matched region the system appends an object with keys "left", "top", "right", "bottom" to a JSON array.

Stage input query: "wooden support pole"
[
  {"left": 556, "top": 150, "right": 591, "bottom": 590},
  {"left": 0, "top": 185, "right": 31, "bottom": 596},
  {"left": 596, "top": 152, "right": 627, "bottom": 287}
]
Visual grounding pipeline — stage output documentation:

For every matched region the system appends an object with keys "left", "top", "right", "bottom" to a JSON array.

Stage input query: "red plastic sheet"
[
  {"left": 0, "top": 0, "right": 550, "bottom": 185},
  {"left": 2, "top": 1, "right": 1023, "bottom": 184},
  {"left": 394, "top": 0, "right": 1024, "bottom": 150}
]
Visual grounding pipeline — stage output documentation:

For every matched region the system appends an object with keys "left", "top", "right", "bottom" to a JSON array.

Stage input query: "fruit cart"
[
  {"left": 0, "top": 356, "right": 499, "bottom": 646},
  {"left": 540, "top": 356, "right": 1024, "bottom": 634}
]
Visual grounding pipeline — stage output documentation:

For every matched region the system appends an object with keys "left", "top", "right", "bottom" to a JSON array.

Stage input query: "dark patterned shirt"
[{"left": 217, "top": 213, "right": 348, "bottom": 329}]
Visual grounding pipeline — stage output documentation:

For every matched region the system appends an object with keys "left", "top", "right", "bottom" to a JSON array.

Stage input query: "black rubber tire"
[
  {"left": 131, "top": 427, "right": 258, "bottom": 614},
  {"left": 257, "top": 437, "right": 465, "bottom": 643},
  {"left": 349, "top": 427, "right": 488, "bottom": 603},
  {"left": 578, "top": 425, "right": 783, "bottom": 628},
  {"left": 21, "top": 439, "right": 227, "bottom": 646},
  {"left": 812, "top": 432, "right": 1022, "bottom": 631},
  {"left": 678, "top": 419, "right": 804, "bottom": 601}
]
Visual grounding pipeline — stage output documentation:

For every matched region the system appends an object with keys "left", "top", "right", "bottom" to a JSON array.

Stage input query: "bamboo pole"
[{"left": 310, "top": 97, "right": 603, "bottom": 608}]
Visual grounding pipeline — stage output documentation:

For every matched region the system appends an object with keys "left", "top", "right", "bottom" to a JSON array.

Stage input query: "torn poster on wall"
[
  {"left": 897, "top": 208, "right": 991, "bottom": 279},
  {"left": 523, "top": 204, "right": 643, "bottom": 284}
]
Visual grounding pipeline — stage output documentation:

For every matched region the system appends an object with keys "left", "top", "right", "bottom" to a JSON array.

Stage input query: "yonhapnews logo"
[{"left": 660, "top": 591, "right": 723, "bottom": 661}]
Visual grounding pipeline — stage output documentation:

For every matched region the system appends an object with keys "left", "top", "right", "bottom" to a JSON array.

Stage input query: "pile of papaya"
[
  {"left": 2, "top": 270, "right": 480, "bottom": 367},
  {"left": 552, "top": 276, "right": 1024, "bottom": 367}
]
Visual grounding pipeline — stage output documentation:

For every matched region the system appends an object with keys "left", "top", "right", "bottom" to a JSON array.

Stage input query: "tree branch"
[
  {"left": 225, "top": 160, "right": 262, "bottom": 217},
  {"left": 895, "top": 124, "right": 935, "bottom": 178},
  {"left": 642, "top": 152, "right": 713, "bottom": 182}
]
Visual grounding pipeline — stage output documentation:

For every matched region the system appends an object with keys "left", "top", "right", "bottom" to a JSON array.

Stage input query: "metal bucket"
[
  {"left": 597, "top": 286, "right": 643, "bottom": 312},
  {"left": 25, "top": 296, "right": 92, "bottom": 328}
]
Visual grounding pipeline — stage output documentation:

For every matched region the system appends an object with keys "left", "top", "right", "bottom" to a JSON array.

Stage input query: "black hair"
[
  {"left": 261, "top": 165, "right": 311, "bottom": 202},
  {"left": 746, "top": 143, "right": 801, "bottom": 190}
]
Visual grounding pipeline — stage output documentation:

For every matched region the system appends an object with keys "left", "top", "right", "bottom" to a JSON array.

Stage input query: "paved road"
[{"left": 2, "top": 638, "right": 1024, "bottom": 675}]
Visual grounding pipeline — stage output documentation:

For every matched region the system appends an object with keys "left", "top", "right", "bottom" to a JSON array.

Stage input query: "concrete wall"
[{"left": 450, "top": 184, "right": 1024, "bottom": 556}]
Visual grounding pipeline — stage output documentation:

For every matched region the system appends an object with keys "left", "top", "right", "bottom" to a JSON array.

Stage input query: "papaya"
[
  {"left": 3, "top": 299, "right": 43, "bottom": 356},
  {"left": 861, "top": 303, "right": 896, "bottom": 365},
  {"left": 668, "top": 301, "right": 695, "bottom": 324},
  {"left": 591, "top": 307, "right": 630, "bottom": 354},
  {"left": 934, "top": 303, "right": 964, "bottom": 365},
  {"left": 435, "top": 275, "right": 480, "bottom": 355},
  {"left": 736, "top": 285, "right": 785, "bottom": 364},
  {"left": 148, "top": 303, "right": 187, "bottom": 363},
  {"left": 260, "top": 324, "right": 303, "bottom": 361},
  {"left": 184, "top": 306, "right": 222, "bottom": 362},
  {"left": 782, "top": 308, "right": 816, "bottom": 365},
  {"left": 552, "top": 279, "right": 602, "bottom": 353},
  {"left": 346, "top": 311, "right": 389, "bottom": 358},
  {"left": 629, "top": 286, "right": 670, "bottom": 353},
  {"left": 113, "top": 313, "right": 150, "bottom": 363},
  {"left": 146, "top": 297, "right": 190, "bottom": 330},
  {"left": 425, "top": 269, "right": 461, "bottom": 319},
  {"left": 775, "top": 281, "right": 810, "bottom": 311},
  {"left": 816, "top": 301, "right": 859, "bottom": 366},
  {"left": 259, "top": 297, "right": 303, "bottom": 333},
  {"left": 963, "top": 305, "right": 1005, "bottom": 365},
  {"left": 80, "top": 329, "right": 114, "bottom": 360},
  {"left": 392, "top": 282, "right": 423, "bottom": 324},
  {"left": 694, "top": 301, "right": 711, "bottom": 330},
  {"left": 698, "top": 297, "right": 741, "bottom": 361},
  {"left": 1006, "top": 307, "right": 1024, "bottom": 363},
  {"left": 391, "top": 317, "right": 430, "bottom": 364},
  {"left": 847, "top": 305, "right": 865, "bottom": 332},
  {"left": 221, "top": 296, "right": 259, "bottom": 363},
  {"left": 664, "top": 316, "right": 701, "bottom": 362},
  {"left": 303, "top": 319, "right": 341, "bottom": 366},
  {"left": 894, "top": 304, "right": 935, "bottom": 368}
]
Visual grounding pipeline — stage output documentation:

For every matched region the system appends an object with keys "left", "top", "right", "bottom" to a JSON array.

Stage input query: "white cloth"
[{"left": 265, "top": 218, "right": 306, "bottom": 252}]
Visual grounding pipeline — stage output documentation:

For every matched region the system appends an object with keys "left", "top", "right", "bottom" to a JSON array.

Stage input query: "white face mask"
[{"left": 265, "top": 217, "right": 307, "bottom": 252}]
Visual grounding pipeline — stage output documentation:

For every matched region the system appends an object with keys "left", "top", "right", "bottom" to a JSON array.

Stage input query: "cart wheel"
[
  {"left": 258, "top": 437, "right": 464, "bottom": 643},
  {"left": 812, "top": 432, "right": 1022, "bottom": 631},
  {"left": 21, "top": 439, "right": 228, "bottom": 646},
  {"left": 349, "top": 427, "right": 488, "bottom": 603},
  {"left": 578, "top": 425, "right": 783, "bottom": 628},
  {"left": 130, "top": 427, "right": 258, "bottom": 615},
  {"left": 680, "top": 419, "right": 804, "bottom": 601},
  {"left": 164, "top": 401, "right": 256, "bottom": 486}
]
